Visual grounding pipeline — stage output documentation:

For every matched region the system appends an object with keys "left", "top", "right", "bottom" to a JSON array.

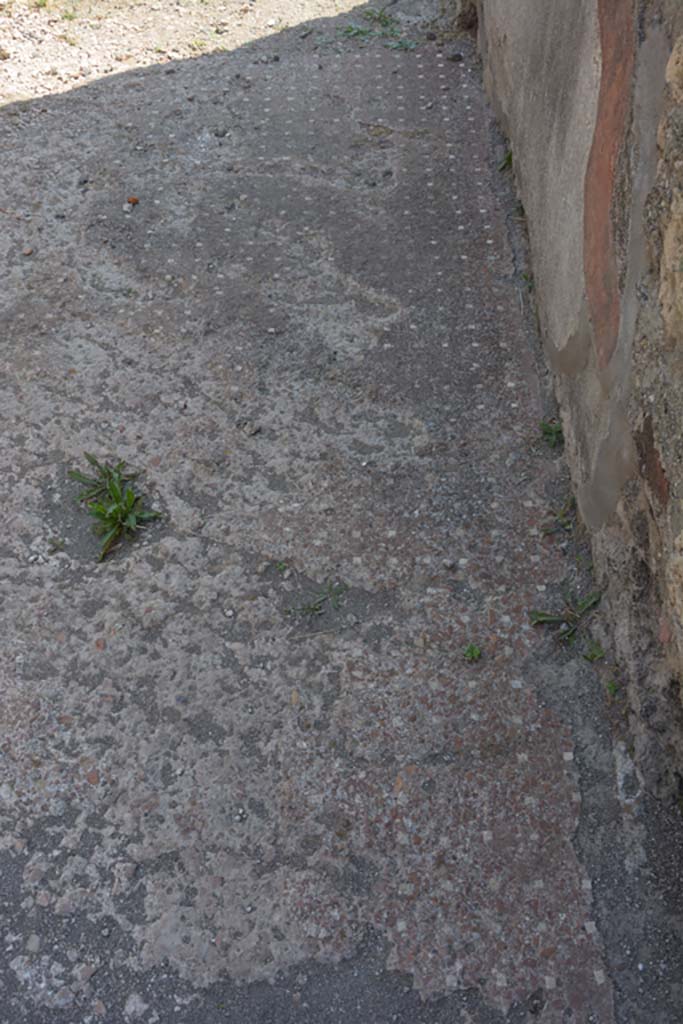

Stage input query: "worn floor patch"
[{"left": 1, "top": 2, "right": 682, "bottom": 1023}]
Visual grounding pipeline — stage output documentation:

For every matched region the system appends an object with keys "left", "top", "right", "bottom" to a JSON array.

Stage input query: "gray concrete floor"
[{"left": 1, "top": 2, "right": 682, "bottom": 1022}]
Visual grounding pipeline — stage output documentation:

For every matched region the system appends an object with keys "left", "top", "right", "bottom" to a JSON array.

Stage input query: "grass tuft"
[
  {"left": 287, "top": 580, "right": 348, "bottom": 618},
  {"left": 339, "top": 11, "right": 415, "bottom": 50},
  {"left": 540, "top": 418, "right": 563, "bottom": 449},
  {"left": 363, "top": 7, "right": 396, "bottom": 29},
  {"left": 583, "top": 639, "right": 605, "bottom": 663},
  {"left": 69, "top": 453, "right": 159, "bottom": 561},
  {"left": 530, "top": 590, "right": 601, "bottom": 642}
]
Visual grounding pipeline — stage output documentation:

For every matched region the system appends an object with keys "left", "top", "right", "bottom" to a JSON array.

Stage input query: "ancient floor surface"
[{"left": 1, "top": 2, "right": 683, "bottom": 1022}]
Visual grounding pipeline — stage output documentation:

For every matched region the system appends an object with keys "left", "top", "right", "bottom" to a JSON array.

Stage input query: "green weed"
[
  {"left": 463, "top": 642, "right": 482, "bottom": 662},
  {"left": 542, "top": 497, "right": 575, "bottom": 537},
  {"left": 69, "top": 453, "right": 134, "bottom": 502},
  {"left": 69, "top": 453, "right": 159, "bottom": 561},
  {"left": 605, "top": 679, "right": 620, "bottom": 700},
  {"left": 325, "top": 581, "right": 348, "bottom": 609},
  {"left": 341, "top": 24, "right": 373, "bottom": 39},
  {"left": 584, "top": 639, "right": 605, "bottom": 663},
  {"left": 385, "top": 37, "right": 417, "bottom": 50},
  {"left": 540, "top": 419, "right": 563, "bottom": 449},
  {"left": 530, "top": 590, "right": 601, "bottom": 642},
  {"left": 363, "top": 7, "right": 396, "bottom": 29},
  {"left": 498, "top": 149, "right": 512, "bottom": 172},
  {"left": 339, "top": 14, "right": 415, "bottom": 50},
  {"left": 288, "top": 581, "right": 348, "bottom": 618}
]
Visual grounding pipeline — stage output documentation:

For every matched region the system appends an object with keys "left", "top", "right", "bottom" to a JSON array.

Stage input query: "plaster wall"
[{"left": 475, "top": 0, "right": 683, "bottom": 797}]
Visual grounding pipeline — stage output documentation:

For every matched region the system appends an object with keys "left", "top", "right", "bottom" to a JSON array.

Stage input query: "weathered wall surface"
[{"left": 475, "top": 0, "right": 683, "bottom": 798}]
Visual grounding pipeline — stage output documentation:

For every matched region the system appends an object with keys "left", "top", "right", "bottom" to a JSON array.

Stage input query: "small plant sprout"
[
  {"left": 542, "top": 496, "right": 575, "bottom": 536},
  {"left": 463, "top": 643, "right": 482, "bottom": 662},
  {"left": 69, "top": 453, "right": 159, "bottom": 561},
  {"left": 339, "top": 11, "right": 414, "bottom": 49},
  {"left": 287, "top": 580, "right": 348, "bottom": 618},
  {"left": 325, "top": 581, "right": 347, "bottom": 609},
  {"left": 385, "top": 37, "right": 417, "bottom": 50},
  {"left": 605, "top": 679, "right": 620, "bottom": 701},
  {"left": 498, "top": 149, "right": 512, "bottom": 172},
  {"left": 584, "top": 639, "right": 606, "bottom": 663},
  {"left": 530, "top": 591, "right": 601, "bottom": 642},
  {"left": 363, "top": 7, "right": 396, "bottom": 29},
  {"left": 540, "top": 419, "right": 564, "bottom": 448},
  {"left": 341, "top": 23, "right": 373, "bottom": 39}
]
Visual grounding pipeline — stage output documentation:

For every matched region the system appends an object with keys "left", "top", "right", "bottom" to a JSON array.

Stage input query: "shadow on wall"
[{"left": 455, "top": 0, "right": 478, "bottom": 32}]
